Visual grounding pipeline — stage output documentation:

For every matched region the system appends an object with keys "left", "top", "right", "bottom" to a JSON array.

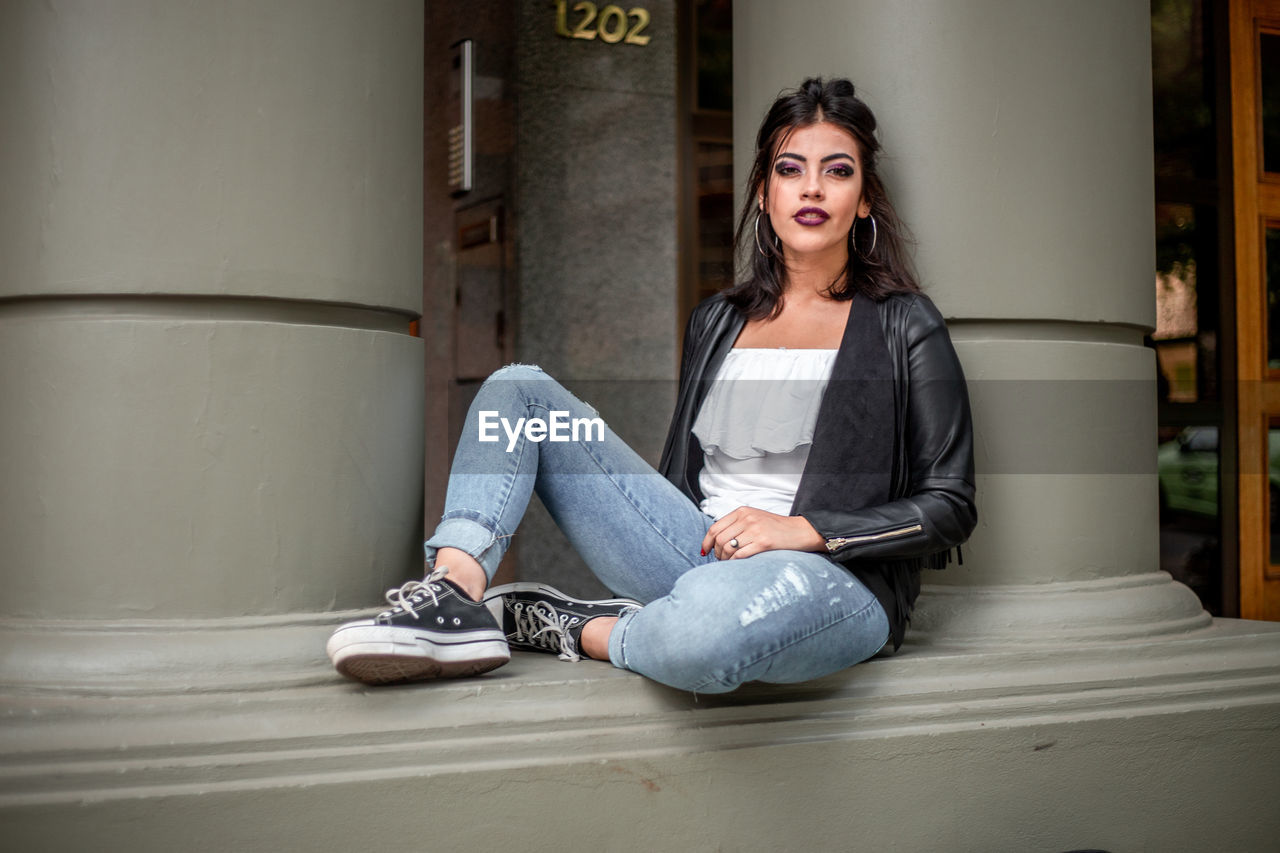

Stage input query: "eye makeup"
[{"left": 771, "top": 152, "right": 856, "bottom": 177}]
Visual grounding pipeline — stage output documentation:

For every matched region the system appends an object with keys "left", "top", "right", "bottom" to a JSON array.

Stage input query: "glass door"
[
  {"left": 1230, "top": 0, "right": 1280, "bottom": 618},
  {"left": 1152, "top": 0, "right": 1235, "bottom": 617}
]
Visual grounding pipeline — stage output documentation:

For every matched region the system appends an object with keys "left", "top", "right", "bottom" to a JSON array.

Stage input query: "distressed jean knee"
[
  {"left": 608, "top": 555, "right": 890, "bottom": 693},
  {"left": 478, "top": 362, "right": 602, "bottom": 421},
  {"left": 483, "top": 363, "right": 547, "bottom": 386}
]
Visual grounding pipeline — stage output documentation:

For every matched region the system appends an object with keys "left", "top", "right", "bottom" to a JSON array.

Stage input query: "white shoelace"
[
  {"left": 383, "top": 566, "right": 450, "bottom": 620},
  {"left": 511, "top": 602, "right": 581, "bottom": 662}
]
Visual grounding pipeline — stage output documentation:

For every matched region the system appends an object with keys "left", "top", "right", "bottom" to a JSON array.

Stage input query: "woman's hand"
[{"left": 701, "top": 507, "right": 827, "bottom": 560}]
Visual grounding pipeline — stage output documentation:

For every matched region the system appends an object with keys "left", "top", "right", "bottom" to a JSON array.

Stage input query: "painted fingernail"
[{"left": 700, "top": 549, "right": 706, "bottom": 557}]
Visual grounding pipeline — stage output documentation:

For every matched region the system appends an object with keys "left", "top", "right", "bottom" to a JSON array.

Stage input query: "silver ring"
[{"left": 729, "top": 538, "right": 739, "bottom": 548}]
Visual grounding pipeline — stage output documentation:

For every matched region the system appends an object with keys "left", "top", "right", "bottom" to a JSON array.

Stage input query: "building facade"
[{"left": 1, "top": 1, "right": 1278, "bottom": 849}]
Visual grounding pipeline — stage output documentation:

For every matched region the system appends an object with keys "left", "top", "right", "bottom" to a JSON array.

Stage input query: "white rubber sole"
[{"left": 327, "top": 623, "right": 510, "bottom": 685}]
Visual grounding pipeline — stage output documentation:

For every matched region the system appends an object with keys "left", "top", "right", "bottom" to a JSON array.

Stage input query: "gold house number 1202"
[{"left": 554, "top": 2, "right": 652, "bottom": 45}]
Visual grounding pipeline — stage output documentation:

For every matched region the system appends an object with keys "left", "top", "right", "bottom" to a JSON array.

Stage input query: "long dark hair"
[{"left": 725, "top": 78, "right": 920, "bottom": 319}]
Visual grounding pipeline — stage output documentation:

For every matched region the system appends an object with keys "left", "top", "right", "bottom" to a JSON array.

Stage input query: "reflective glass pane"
[
  {"left": 1271, "top": 425, "right": 1280, "bottom": 566},
  {"left": 695, "top": 0, "right": 732, "bottom": 112},
  {"left": 1153, "top": 204, "right": 1219, "bottom": 401},
  {"left": 1152, "top": 0, "right": 1216, "bottom": 179},
  {"left": 1157, "top": 424, "right": 1222, "bottom": 615},
  {"left": 1263, "top": 32, "right": 1280, "bottom": 173},
  {"left": 1266, "top": 226, "right": 1280, "bottom": 369}
]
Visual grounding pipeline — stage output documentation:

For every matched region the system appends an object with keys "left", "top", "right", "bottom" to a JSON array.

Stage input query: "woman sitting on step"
[{"left": 326, "top": 77, "right": 977, "bottom": 694}]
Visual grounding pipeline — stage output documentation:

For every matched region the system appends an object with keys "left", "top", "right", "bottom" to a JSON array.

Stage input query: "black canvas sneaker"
[
  {"left": 327, "top": 567, "right": 510, "bottom": 685},
  {"left": 482, "top": 582, "right": 641, "bottom": 662}
]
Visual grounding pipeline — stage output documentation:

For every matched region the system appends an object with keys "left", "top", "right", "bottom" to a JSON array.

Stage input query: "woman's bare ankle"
[
  {"left": 433, "top": 547, "right": 488, "bottom": 602},
  {"left": 579, "top": 616, "right": 618, "bottom": 661}
]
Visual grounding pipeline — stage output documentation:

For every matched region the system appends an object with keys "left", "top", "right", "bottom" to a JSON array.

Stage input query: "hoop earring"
[
  {"left": 852, "top": 213, "right": 878, "bottom": 259},
  {"left": 755, "top": 212, "right": 778, "bottom": 258}
]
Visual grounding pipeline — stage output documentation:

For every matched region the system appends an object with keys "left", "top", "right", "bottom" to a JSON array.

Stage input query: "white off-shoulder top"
[{"left": 691, "top": 347, "right": 838, "bottom": 520}]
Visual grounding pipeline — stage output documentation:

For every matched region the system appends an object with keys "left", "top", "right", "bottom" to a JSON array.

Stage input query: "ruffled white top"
[{"left": 691, "top": 347, "right": 838, "bottom": 520}]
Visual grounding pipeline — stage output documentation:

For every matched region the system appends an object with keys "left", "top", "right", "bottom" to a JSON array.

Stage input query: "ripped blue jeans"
[{"left": 424, "top": 364, "right": 890, "bottom": 694}]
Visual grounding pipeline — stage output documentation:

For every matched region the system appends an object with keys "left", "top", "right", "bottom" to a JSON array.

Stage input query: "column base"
[{"left": 909, "top": 571, "right": 1213, "bottom": 646}]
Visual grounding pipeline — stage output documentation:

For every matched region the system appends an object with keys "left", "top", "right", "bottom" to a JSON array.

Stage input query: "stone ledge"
[
  {"left": 3, "top": 620, "right": 1278, "bottom": 821},
  {"left": 0, "top": 572, "right": 1217, "bottom": 697}
]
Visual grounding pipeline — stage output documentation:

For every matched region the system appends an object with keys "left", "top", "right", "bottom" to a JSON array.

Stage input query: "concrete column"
[
  {"left": 0, "top": 0, "right": 424, "bottom": 691},
  {"left": 735, "top": 0, "right": 1208, "bottom": 645}
]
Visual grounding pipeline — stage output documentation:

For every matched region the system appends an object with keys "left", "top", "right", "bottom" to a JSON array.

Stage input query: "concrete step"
[{"left": 2, "top": 619, "right": 1278, "bottom": 851}]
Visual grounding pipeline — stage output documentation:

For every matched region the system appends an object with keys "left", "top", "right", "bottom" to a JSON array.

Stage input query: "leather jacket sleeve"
[{"left": 798, "top": 296, "right": 977, "bottom": 562}]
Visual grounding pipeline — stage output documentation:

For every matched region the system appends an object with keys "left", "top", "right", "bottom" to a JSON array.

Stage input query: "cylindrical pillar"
[
  {"left": 735, "top": 0, "right": 1209, "bottom": 644},
  {"left": 0, "top": 0, "right": 425, "bottom": 690}
]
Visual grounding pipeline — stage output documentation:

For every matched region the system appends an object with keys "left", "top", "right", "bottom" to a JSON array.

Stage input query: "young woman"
[{"left": 327, "top": 78, "right": 976, "bottom": 694}]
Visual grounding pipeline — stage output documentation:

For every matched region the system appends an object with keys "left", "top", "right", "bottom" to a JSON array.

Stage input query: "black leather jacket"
[{"left": 658, "top": 291, "right": 977, "bottom": 649}]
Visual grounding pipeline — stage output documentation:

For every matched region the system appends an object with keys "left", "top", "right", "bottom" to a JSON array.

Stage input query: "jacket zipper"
[{"left": 825, "top": 523, "right": 924, "bottom": 553}]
